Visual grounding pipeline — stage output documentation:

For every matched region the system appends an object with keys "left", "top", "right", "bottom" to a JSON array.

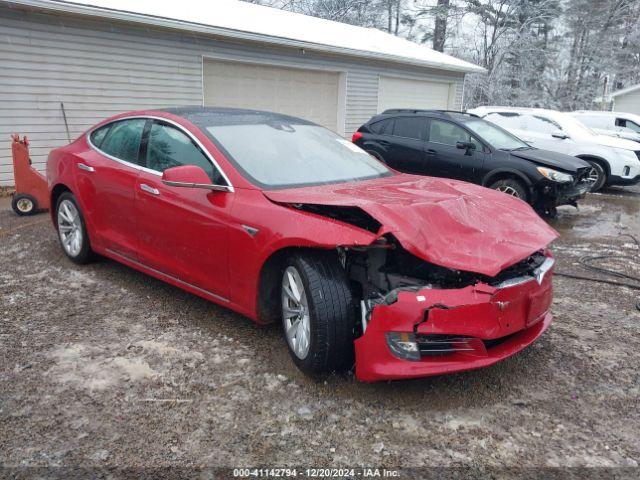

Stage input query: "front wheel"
[
  {"left": 281, "top": 252, "right": 355, "bottom": 375},
  {"left": 489, "top": 178, "right": 529, "bottom": 203},
  {"left": 56, "top": 192, "right": 93, "bottom": 264},
  {"left": 585, "top": 160, "right": 606, "bottom": 192}
]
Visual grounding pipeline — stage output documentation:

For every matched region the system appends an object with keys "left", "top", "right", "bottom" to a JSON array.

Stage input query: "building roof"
[
  {"left": 609, "top": 84, "right": 640, "bottom": 98},
  {"left": 594, "top": 84, "right": 640, "bottom": 102},
  {"left": 10, "top": 0, "right": 485, "bottom": 74}
]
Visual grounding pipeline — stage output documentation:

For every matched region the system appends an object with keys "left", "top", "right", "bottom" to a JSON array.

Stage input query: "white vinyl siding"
[
  {"left": 0, "top": 3, "right": 466, "bottom": 185},
  {"left": 614, "top": 90, "right": 640, "bottom": 116},
  {"left": 203, "top": 59, "right": 340, "bottom": 131}
]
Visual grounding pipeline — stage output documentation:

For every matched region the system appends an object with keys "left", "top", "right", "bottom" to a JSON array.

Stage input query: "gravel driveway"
[{"left": 1, "top": 189, "right": 639, "bottom": 477}]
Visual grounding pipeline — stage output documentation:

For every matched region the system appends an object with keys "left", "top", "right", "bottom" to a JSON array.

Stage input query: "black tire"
[
  {"left": 584, "top": 160, "right": 607, "bottom": 192},
  {"left": 489, "top": 178, "right": 529, "bottom": 203},
  {"left": 281, "top": 251, "right": 355, "bottom": 375},
  {"left": 55, "top": 192, "right": 94, "bottom": 264},
  {"left": 11, "top": 194, "right": 37, "bottom": 216}
]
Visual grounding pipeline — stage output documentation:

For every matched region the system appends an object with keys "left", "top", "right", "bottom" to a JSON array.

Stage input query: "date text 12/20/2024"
[{"left": 233, "top": 468, "right": 400, "bottom": 477}]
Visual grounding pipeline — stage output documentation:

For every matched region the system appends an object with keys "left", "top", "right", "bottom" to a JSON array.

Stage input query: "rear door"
[
  {"left": 75, "top": 118, "right": 147, "bottom": 259},
  {"left": 134, "top": 119, "right": 233, "bottom": 300},
  {"left": 384, "top": 116, "right": 428, "bottom": 173},
  {"left": 424, "top": 119, "right": 485, "bottom": 181}
]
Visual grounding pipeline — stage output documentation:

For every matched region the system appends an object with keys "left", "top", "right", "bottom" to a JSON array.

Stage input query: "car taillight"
[{"left": 352, "top": 131, "right": 363, "bottom": 143}]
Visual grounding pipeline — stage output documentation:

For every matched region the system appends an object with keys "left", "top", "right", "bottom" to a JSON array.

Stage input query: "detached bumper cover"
[{"left": 354, "top": 261, "right": 554, "bottom": 381}]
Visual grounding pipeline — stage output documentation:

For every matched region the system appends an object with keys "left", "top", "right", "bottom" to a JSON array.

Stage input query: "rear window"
[
  {"left": 392, "top": 117, "right": 426, "bottom": 140},
  {"left": 98, "top": 119, "right": 146, "bottom": 165},
  {"left": 369, "top": 119, "right": 395, "bottom": 135},
  {"left": 89, "top": 124, "right": 110, "bottom": 148}
]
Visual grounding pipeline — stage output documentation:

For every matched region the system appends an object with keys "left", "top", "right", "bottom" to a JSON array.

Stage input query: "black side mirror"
[{"left": 456, "top": 141, "right": 476, "bottom": 153}]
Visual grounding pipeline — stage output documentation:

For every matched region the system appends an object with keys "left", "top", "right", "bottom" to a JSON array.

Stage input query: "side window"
[
  {"left": 428, "top": 120, "right": 481, "bottom": 150},
  {"left": 484, "top": 112, "right": 523, "bottom": 130},
  {"left": 90, "top": 124, "right": 110, "bottom": 148},
  {"left": 616, "top": 118, "right": 640, "bottom": 132},
  {"left": 370, "top": 119, "right": 395, "bottom": 135},
  {"left": 99, "top": 119, "right": 146, "bottom": 165},
  {"left": 392, "top": 117, "right": 426, "bottom": 140},
  {"left": 520, "top": 114, "right": 561, "bottom": 134},
  {"left": 146, "top": 122, "right": 224, "bottom": 184}
]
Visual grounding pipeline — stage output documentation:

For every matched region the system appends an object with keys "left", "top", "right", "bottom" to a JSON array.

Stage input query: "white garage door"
[
  {"left": 378, "top": 76, "right": 453, "bottom": 113},
  {"left": 203, "top": 59, "right": 340, "bottom": 132}
]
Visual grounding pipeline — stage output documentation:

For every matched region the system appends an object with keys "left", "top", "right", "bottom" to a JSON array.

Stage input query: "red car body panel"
[
  {"left": 264, "top": 174, "right": 558, "bottom": 277},
  {"left": 354, "top": 262, "right": 554, "bottom": 381},
  {"left": 46, "top": 109, "right": 558, "bottom": 381}
]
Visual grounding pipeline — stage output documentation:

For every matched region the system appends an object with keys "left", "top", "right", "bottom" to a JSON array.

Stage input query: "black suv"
[{"left": 352, "top": 109, "right": 592, "bottom": 216}]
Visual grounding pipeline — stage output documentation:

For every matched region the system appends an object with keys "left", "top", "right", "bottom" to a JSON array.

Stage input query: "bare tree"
[{"left": 433, "top": 0, "right": 451, "bottom": 51}]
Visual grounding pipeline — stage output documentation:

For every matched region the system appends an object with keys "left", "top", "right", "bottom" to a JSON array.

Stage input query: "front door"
[
  {"left": 424, "top": 119, "right": 485, "bottom": 181},
  {"left": 134, "top": 119, "right": 233, "bottom": 300},
  {"left": 518, "top": 113, "right": 573, "bottom": 154},
  {"left": 75, "top": 118, "right": 147, "bottom": 259}
]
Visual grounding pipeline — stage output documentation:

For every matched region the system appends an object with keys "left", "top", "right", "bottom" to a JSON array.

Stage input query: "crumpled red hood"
[{"left": 263, "top": 174, "right": 559, "bottom": 277}]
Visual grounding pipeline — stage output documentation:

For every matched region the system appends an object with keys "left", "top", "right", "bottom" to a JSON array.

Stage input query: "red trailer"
[{"left": 10, "top": 134, "right": 50, "bottom": 215}]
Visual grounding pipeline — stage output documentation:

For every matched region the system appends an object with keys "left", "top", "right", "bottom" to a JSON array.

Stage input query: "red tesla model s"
[{"left": 47, "top": 107, "right": 558, "bottom": 381}]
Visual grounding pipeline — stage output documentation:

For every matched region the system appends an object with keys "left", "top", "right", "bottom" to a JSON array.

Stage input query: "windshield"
[
  {"left": 206, "top": 122, "right": 391, "bottom": 188},
  {"left": 463, "top": 118, "right": 530, "bottom": 150}
]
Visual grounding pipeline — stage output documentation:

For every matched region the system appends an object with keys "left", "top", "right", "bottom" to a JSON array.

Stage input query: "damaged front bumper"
[
  {"left": 537, "top": 180, "right": 590, "bottom": 210},
  {"left": 554, "top": 182, "right": 591, "bottom": 206},
  {"left": 354, "top": 258, "right": 554, "bottom": 382}
]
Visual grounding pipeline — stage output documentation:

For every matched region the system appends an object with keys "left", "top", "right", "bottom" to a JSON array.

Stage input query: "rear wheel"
[
  {"left": 56, "top": 192, "right": 93, "bottom": 264},
  {"left": 281, "top": 252, "right": 355, "bottom": 375},
  {"left": 584, "top": 160, "right": 606, "bottom": 192},
  {"left": 489, "top": 178, "right": 529, "bottom": 203},
  {"left": 11, "top": 194, "right": 37, "bottom": 216}
]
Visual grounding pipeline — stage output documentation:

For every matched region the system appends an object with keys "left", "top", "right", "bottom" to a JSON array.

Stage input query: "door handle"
[
  {"left": 379, "top": 140, "right": 391, "bottom": 147},
  {"left": 425, "top": 149, "right": 437, "bottom": 156},
  {"left": 77, "top": 163, "right": 94, "bottom": 172},
  {"left": 140, "top": 183, "right": 160, "bottom": 195}
]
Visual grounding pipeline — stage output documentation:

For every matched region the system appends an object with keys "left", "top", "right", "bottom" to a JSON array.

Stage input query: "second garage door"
[
  {"left": 203, "top": 59, "right": 341, "bottom": 132},
  {"left": 378, "top": 76, "right": 453, "bottom": 113}
]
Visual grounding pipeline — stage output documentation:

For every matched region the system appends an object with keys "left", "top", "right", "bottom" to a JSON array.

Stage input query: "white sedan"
[{"left": 468, "top": 106, "right": 640, "bottom": 191}]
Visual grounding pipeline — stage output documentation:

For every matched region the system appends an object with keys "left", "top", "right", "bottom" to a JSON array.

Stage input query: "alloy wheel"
[
  {"left": 585, "top": 163, "right": 605, "bottom": 191},
  {"left": 496, "top": 185, "right": 521, "bottom": 198},
  {"left": 282, "top": 266, "right": 311, "bottom": 359},
  {"left": 57, "top": 199, "right": 83, "bottom": 257}
]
